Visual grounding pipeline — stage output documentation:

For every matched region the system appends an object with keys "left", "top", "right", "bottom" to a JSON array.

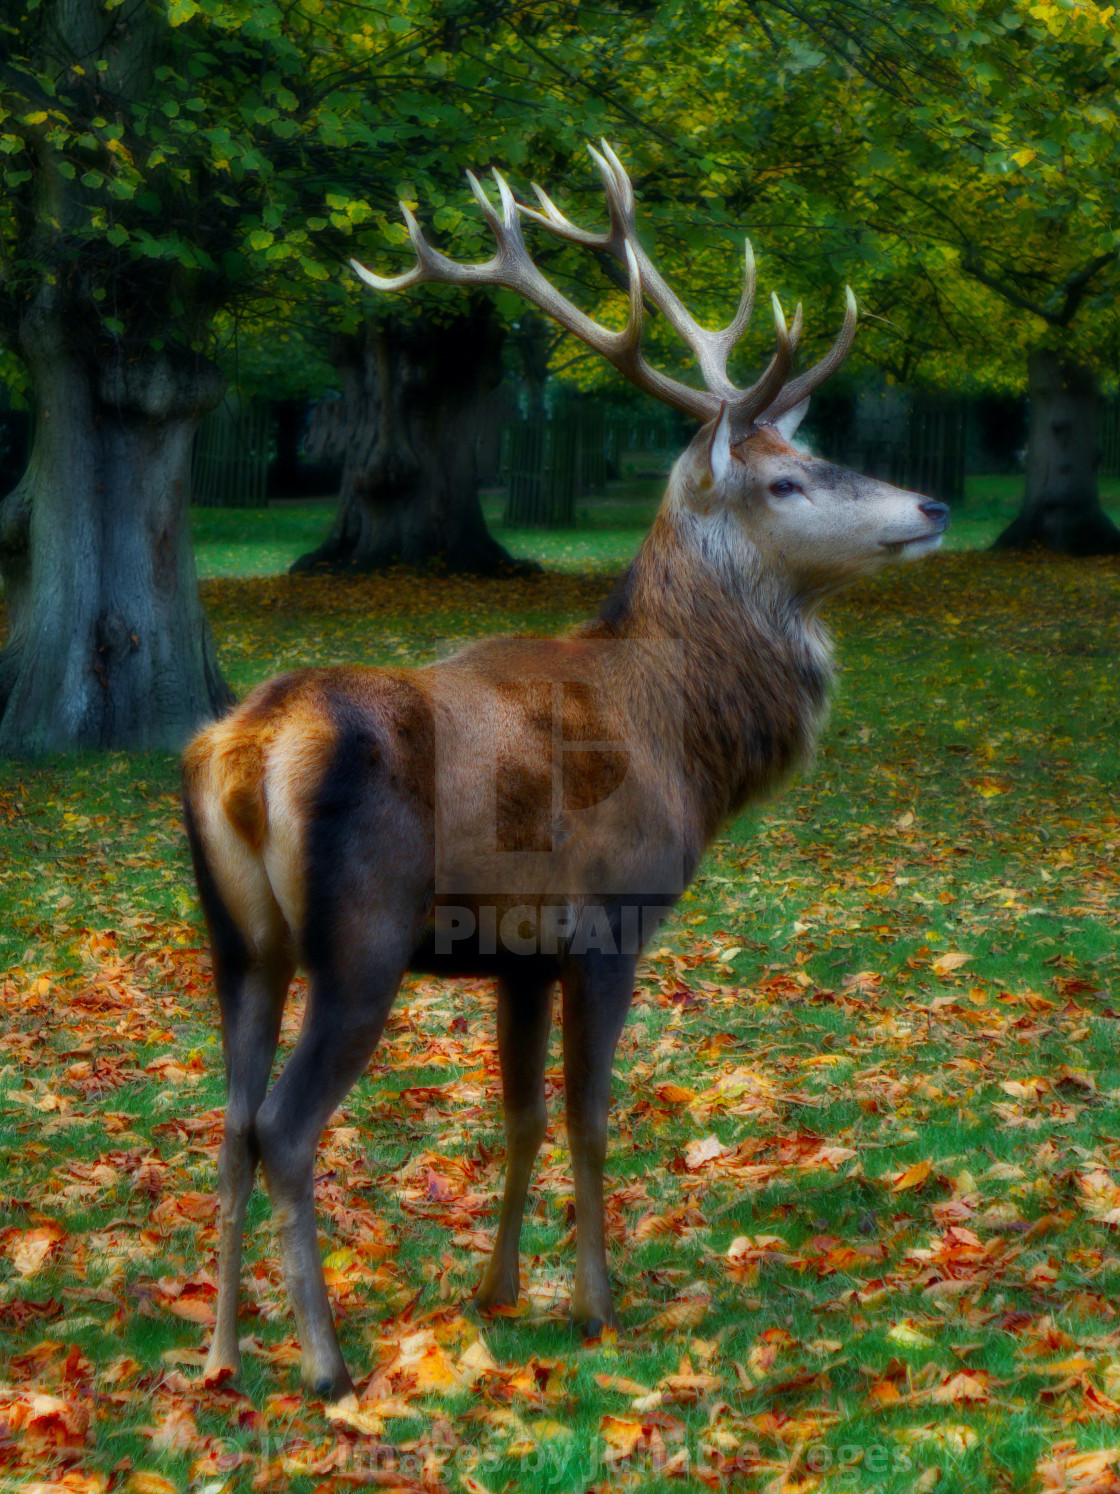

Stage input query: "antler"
[
  {"left": 350, "top": 144, "right": 857, "bottom": 434},
  {"left": 522, "top": 141, "right": 803, "bottom": 428},
  {"left": 350, "top": 167, "right": 712, "bottom": 423}
]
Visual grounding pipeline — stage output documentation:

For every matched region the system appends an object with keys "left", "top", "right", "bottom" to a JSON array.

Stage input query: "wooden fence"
[
  {"left": 191, "top": 401, "right": 271, "bottom": 507},
  {"left": 826, "top": 392, "right": 967, "bottom": 501},
  {"left": 502, "top": 409, "right": 684, "bottom": 527},
  {"left": 504, "top": 411, "right": 611, "bottom": 527},
  {"left": 901, "top": 394, "right": 967, "bottom": 501}
]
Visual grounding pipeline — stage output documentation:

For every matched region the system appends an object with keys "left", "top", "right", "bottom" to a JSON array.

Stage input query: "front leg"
[
  {"left": 560, "top": 949, "right": 636, "bottom": 1335},
  {"left": 475, "top": 967, "right": 555, "bottom": 1311}
]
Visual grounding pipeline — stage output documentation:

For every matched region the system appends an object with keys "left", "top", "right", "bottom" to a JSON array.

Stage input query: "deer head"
[{"left": 670, "top": 406, "right": 949, "bottom": 606}]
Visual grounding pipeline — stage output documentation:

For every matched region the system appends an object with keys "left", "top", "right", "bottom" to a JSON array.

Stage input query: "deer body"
[{"left": 183, "top": 148, "right": 949, "bottom": 1400}]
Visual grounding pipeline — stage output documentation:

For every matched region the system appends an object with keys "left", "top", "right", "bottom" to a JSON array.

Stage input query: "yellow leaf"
[
  {"left": 595, "top": 1373, "right": 652, "bottom": 1395},
  {"left": 9, "top": 1222, "right": 66, "bottom": 1277},
  {"left": 931, "top": 951, "right": 970, "bottom": 975},
  {"left": 456, "top": 1336, "right": 498, "bottom": 1382},
  {"left": 888, "top": 1322, "right": 935, "bottom": 1348},
  {"left": 599, "top": 1414, "right": 645, "bottom": 1457},
  {"left": 892, "top": 1160, "right": 933, "bottom": 1193},
  {"left": 326, "top": 1402, "right": 385, "bottom": 1436},
  {"left": 127, "top": 1477, "right": 180, "bottom": 1494},
  {"left": 646, "top": 1296, "right": 709, "bottom": 1333}
]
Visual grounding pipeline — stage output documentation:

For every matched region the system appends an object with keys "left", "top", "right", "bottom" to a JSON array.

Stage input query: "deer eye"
[{"left": 769, "top": 478, "right": 801, "bottom": 497}]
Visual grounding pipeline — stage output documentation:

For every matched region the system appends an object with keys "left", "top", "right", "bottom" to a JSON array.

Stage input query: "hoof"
[
  {"left": 303, "top": 1366, "right": 355, "bottom": 1403},
  {"left": 474, "top": 1268, "right": 520, "bottom": 1314},
  {"left": 202, "top": 1346, "right": 241, "bottom": 1386},
  {"left": 473, "top": 1287, "right": 520, "bottom": 1314},
  {"left": 572, "top": 1310, "right": 619, "bottom": 1342}
]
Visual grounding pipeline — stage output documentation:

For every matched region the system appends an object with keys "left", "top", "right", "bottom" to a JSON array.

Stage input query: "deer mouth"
[{"left": 880, "top": 534, "right": 944, "bottom": 559}]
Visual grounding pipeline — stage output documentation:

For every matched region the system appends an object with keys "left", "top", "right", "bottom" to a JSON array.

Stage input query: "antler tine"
[
  {"left": 519, "top": 142, "right": 633, "bottom": 253},
  {"left": 725, "top": 295, "right": 802, "bottom": 435},
  {"left": 350, "top": 169, "right": 718, "bottom": 424},
  {"left": 588, "top": 140, "right": 637, "bottom": 236},
  {"left": 525, "top": 182, "right": 608, "bottom": 248},
  {"left": 718, "top": 240, "right": 757, "bottom": 356},
  {"left": 348, "top": 202, "right": 443, "bottom": 293},
  {"left": 762, "top": 286, "right": 858, "bottom": 421},
  {"left": 591, "top": 143, "right": 747, "bottom": 400}
]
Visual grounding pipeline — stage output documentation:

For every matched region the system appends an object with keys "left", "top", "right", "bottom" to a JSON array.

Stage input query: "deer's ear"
[
  {"left": 681, "top": 405, "right": 734, "bottom": 506},
  {"left": 769, "top": 398, "right": 810, "bottom": 442},
  {"left": 706, "top": 403, "right": 732, "bottom": 484}
]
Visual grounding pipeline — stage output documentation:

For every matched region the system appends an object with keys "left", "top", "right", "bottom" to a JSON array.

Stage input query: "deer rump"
[
  {"left": 183, "top": 638, "right": 736, "bottom": 984},
  {"left": 182, "top": 142, "right": 949, "bottom": 1403}
]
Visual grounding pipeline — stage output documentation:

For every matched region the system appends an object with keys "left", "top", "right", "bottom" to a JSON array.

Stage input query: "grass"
[
  {"left": 189, "top": 470, "right": 1120, "bottom": 579},
  {"left": 0, "top": 482, "right": 1119, "bottom": 1492}
]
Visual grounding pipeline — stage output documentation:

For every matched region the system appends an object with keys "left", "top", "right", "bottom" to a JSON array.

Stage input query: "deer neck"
[{"left": 589, "top": 507, "right": 833, "bottom": 836}]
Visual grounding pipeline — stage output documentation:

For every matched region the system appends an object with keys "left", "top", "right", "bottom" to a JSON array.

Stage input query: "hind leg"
[
  {"left": 184, "top": 800, "right": 292, "bottom": 1383},
  {"left": 475, "top": 967, "right": 554, "bottom": 1311},
  {"left": 254, "top": 929, "right": 409, "bottom": 1400},
  {"left": 561, "top": 951, "right": 636, "bottom": 1334},
  {"left": 205, "top": 948, "right": 291, "bottom": 1381}
]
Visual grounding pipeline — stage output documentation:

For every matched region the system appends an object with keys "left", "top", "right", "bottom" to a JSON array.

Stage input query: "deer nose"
[{"left": 919, "top": 500, "right": 950, "bottom": 529}]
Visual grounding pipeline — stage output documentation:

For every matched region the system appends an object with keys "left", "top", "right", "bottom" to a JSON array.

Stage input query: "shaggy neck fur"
[{"left": 586, "top": 504, "right": 833, "bottom": 839}]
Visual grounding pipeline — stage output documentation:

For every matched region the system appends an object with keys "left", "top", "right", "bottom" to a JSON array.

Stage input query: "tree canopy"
[{"left": 1, "top": 0, "right": 1118, "bottom": 754}]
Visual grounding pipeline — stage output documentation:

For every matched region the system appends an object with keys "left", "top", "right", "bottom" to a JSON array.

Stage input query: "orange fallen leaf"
[
  {"left": 8, "top": 1222, "right": 66, "bottom": 1278},
  {"left": 930, "top": 1371, "right": 989, "bottom": 1405},
  {"left": 1035, "top": 1443, "right": 1120, "bottom": 1494},
  {"left": 595, "top": 1373, "right": 652, "bottom": 1396},
  {"left": 931, "top": 951, "right": 970, "bottom": 976},
  {"left": 683, "top": 1134, "right": 727, "bottom": 1170},
  {"left": 892, "top": 1160, "right": 933, "bottom": 1193},
  {"left": 145, "top": 1405, "right": 200, "bottom": 1453},
  {"left": 126, "top": 1476, "right": 180, "bottom": 1494},
  {"left": 599, "top": 1414, "right": 646, "bottom": 1460},
  {"left": 7, "top": 1392, "right": 90, "bottom": 1448},
  {"left": 646, "top": 1297, "right": 710, "bottom": 1333},
  {"left": 867, "top": 1378, "right": 902, "bottom": 1406}
]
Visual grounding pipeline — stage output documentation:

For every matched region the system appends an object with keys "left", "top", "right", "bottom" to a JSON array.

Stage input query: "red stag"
[{"left": 183, "top": 144, "right": 949, "bottom": 1400}]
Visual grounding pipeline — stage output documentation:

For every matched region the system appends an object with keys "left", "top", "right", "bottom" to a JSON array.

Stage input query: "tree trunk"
[
  {"left": 293, "top": 304, "right": 528, "bottom": 575},
  {"left": 0, "top": 303, "right": 232, "bottom": 755},
  {"left": 994, "top": 351, "right": 1120, "bottom": 555}
]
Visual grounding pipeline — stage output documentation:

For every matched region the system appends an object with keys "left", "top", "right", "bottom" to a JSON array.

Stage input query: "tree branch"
[
  {"left": 1056, "top": 251, "right": 1117, "bottom": 326},
  {"left": 961, "top": 248, "right": 1116, "bottom": 327}
]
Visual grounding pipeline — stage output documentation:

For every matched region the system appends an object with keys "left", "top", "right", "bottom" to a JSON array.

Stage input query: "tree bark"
[
  {"left": 994, "top": 351, "right": 1120, "bottom": 556},
  {"left": 292, "top": 304, "right": 528, "bottom": 575},
  {"left": 0, "top": 300, "right": 232, "bottom": 755}
]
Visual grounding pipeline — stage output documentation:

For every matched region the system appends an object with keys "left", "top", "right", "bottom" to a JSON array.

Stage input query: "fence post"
[
  {"left": 191, "top": 399, "right": 271, "bottom": 507},
  {"left": 905, "top": 393, "right": 965, "bottom": 501}
]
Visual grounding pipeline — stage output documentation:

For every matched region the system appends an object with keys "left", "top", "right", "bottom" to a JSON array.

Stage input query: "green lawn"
[
  {"left": 0, "top": 491, "right": 1118, "bottom": 1492},
  {"left": 190, "top": 473, "right": 1120, "bottom": 579}
]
